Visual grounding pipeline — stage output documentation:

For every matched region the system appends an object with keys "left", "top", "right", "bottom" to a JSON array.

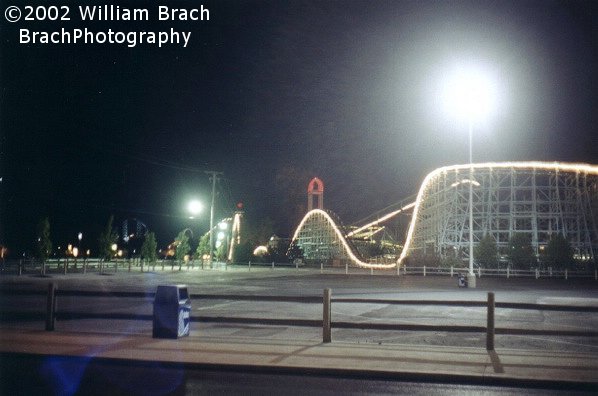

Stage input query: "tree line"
[
  {"left": 32, "top": 215, "right": 303, "bottom": 266},
  {"left": 32, "top": 216, "right": 592, "bottom": 270},
  {"left": 409, "top": 233, "right": 592, "bottom": 271}
]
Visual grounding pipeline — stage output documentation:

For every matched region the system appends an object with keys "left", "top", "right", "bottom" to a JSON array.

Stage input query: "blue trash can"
[{"left": 153, "top": 285, "right": 191, "bottom": 339}]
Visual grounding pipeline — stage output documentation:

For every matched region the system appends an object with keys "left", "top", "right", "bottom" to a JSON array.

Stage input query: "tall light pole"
[
  {"left": 468, "top": 117, "right": 475, "bottom": 288},
  {"left": 187, "top": 198, "right": 203, "bottom": 262},
  {"left": 205, "top": 170, "right": 223, "bottom": 266},
  {"left": 443, "top": 65, "right": 498, "bottom": 288}
]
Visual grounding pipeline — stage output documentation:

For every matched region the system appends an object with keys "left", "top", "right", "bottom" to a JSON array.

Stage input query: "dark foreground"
[{"left": 2, "top": 352, "right": 596, "bottom": 396}]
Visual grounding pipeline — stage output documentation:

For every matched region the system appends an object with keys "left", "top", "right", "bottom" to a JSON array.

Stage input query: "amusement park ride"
[
  {"left": 159, "top": 161, "right": 598, "bottom": 271},
  {"left": 291, "top": 162, "right": 598, "bottom": 270}
]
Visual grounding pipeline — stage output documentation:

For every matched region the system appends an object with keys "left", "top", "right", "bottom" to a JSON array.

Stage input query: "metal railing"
[
  {"left": 2, "top": 258, "right": 597, "bottom": 280},
  {"left": 2, "top": 285, "right": 597, "bottom": 351}
]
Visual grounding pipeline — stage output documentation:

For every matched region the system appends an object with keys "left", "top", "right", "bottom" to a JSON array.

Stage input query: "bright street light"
[
  {"left": 187, "top": 200, "right": 203, "bottom": 218},
  {"left": 442, "top": 64, "right": 499, "bottom": 124}
]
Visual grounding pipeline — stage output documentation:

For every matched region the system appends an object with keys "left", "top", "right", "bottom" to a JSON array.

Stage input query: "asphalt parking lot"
[{"left": 1, "top": 268, "right": 597, "bottom": 352}]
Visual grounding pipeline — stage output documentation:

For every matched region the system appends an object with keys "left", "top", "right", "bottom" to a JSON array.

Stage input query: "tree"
[
  {"left": 216, "top": 241, "right": 228, "bottom": 262},
  {"left": 98, "top": 215, "right": 119, "bottom": 261},
  {"left": 543, "top": 234, "right": 573, "bottom": 270},
  {"left": 287, "top": 240, "right": 304, "bottom": 262},
  {"left": 365, "top": 242, "right": 384, "bottom": 259},
  {"left": 475, "top": 234, "right": 498, "bottom": 268},
  {"left": 196, "top": 233, "right": 210, "bottom": 260},
  {"left": 174, "top": 230, "right": 190, "bottom": 263},
  {"left": 440, "top": 254, "right": 462, "bottom": 269},
  {"left": 140, "top": 232, "right": 157, "bottom": 263},
  {"left": 233, "top": 240, "right": 253, "bottom": 263},
  {"left": 508, "top": 233, "right": 536, "bottom": 269},
  {"left": 35, "top": 217, "right": 52, "bottom": 263}
]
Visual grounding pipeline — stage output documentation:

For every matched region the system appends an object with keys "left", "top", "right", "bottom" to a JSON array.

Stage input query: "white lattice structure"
[
  {"left": 399, "top": 162, "right": 598, "bottom": 264},
  {"left": 291, "top": 209, "right": 395, "bottom": 269}
]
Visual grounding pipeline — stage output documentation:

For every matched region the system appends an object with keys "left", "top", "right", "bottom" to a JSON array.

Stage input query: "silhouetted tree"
[
  {"left": 35, "top": 217, "right": 52, "bottom": 263},
  {"left": 475, "top": 234, "right": 498, "bottom": 268},
  {"left": 140, "top": 232, "right": 157, "bottom": 263},
  {"left": 233, "top": 240, "right": 253, "bottom": 263},
  {"left": 196, "top": 233, "right": 210, "bottom": 260},
  {"left": 508, "top": 233, "right": 536, "bottom": 269},
  {"left": 543, "top": 234, "right": 573, "bottom": 270},
  {"left": 98, "top": 215, "right": 118, "bottom": 261},
  {"left": 174, "top": 230, "right": 190, "bottom": 263},
  {"left": 287, "top": 240, "right": 304, "bottom": 261}
]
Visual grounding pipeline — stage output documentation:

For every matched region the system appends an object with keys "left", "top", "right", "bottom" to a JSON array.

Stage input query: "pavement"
[
  {"left": 1, "top": 270, "right": 598, "bottom": 392},
  {"left": 1, "top": 327, "right": 597, "bottom": 390}
]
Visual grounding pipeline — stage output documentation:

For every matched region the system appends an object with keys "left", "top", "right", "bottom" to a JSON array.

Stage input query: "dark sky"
[{"left": 1, "top": 0, "right": 597, "bottom": 254}]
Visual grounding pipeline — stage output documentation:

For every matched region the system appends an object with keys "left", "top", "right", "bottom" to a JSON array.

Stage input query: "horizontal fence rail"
[
  {"left": 1, "top": 286, "right": 597, "bottom": 349},
  {"left": 1, "top": 259, "right": 597, "bottom": 280}
]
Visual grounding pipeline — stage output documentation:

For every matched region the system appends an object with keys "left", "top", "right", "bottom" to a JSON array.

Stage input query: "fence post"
[
  {"left": 565, "top": 269, "right": 568, "bottom": 280},
  {"left": 248, "top": 261, "right": 251, "bottom": 271},
  {"left": 397, "top": 264, "right": 400, "bottom": 276},
  {"left": 128, "top": 259, "right": 132, "bottom": 272},
  {"left": 323, "top": 288, "right": 331, "bottom": 343},
  {"left": 450, "top": 266, "right": 453, "bottom": 277},
  {"left": 296, "top": 260, "right": 299, "bottom": 271},
  {"left": 595, "top": 269, "right": 597, "bottom": 281},
  {"left": 549, "top": 266, "right": 552, "bottom": 277},
  {"left": 507, "top": 267, "right": 510, "bottom": 279},
  {"left": 46, "top": 283, "right": 57, "bottom": 331},
  {"left": 64, "top": 258, "right": 68, "bottom": 275},
  {"left": 320, "top": 262, "right": 323, "bottom": 274},
  {"left": 478, "top": 267, "right": 481, "bottom": 278},
  {"left": 272, "top": 261, "right": 274, "bottom": 270},
  {"left": 535, "top": 268, "right": 539, "bottom": 279},
  {"left": 18, "top": 260, "right": 23, "bottom": 276},
  {"left": 423, "top": 266, "right": 426, "bottom": 276},
  {"left": 486, "top": 292, "right": 495, "bottom": 350},
  {"left": 370, "top": 268, "right": 373, "bottom": 276},
  {"left": 346, "top": 261, "right": 348, "bottom": 275}
]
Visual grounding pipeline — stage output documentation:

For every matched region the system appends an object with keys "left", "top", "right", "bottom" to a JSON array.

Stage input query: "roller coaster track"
[
  {"left": 291, "top": 161, "right": 598, "bottom": 270},
  {"left": 291, "top": 209, "right": 396, "bottom": 269},
  {"left": 398, "top": 161, "right": 598, "bottom": 265}
]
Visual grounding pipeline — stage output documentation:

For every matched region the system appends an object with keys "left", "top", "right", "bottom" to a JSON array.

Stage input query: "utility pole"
[{"left": 205, "top": 170, "right": 223, "bottom": 267}]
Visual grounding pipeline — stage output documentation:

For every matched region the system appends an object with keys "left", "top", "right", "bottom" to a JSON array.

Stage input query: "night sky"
[{"left": 1, "top": 0, "right": 596, "bottom": 255}]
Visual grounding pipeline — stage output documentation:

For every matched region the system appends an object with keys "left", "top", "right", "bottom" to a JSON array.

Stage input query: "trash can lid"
[{"left": 155, "top": 285, "right": 188, "bottom": 303}]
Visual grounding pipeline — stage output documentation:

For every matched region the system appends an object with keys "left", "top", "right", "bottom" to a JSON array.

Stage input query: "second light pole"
[{"left": 205, "top": 170, "right": 223, "bottom": 266}]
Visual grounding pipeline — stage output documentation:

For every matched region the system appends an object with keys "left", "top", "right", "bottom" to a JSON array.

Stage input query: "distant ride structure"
[
  {"left": 291, "top": 162, "right": 598, "bottom": 269},
  {"left": 399, "top": 162, "right": 598, "bottom": 265}
]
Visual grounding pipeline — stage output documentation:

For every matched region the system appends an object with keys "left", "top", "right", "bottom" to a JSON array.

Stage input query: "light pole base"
[{"left": 467, "top": 273, "right": 477, "bottom": 288}]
